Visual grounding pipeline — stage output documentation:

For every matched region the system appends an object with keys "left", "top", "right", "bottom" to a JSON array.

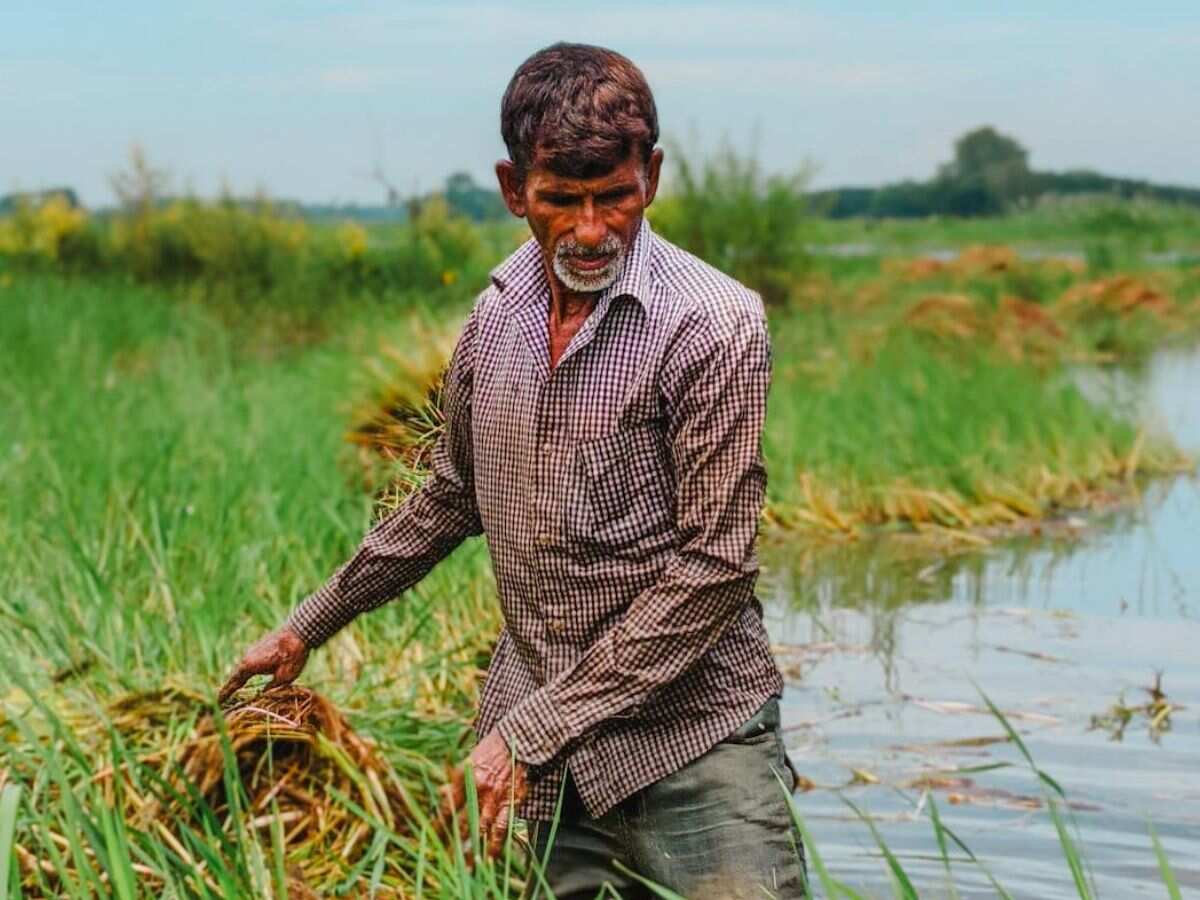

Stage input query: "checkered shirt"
[{"left": 288, "top": 220, "right": 784, "bottom": 819}]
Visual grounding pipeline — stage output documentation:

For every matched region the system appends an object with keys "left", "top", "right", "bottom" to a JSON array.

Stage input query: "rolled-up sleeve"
[
  {"left": 497, "top": 301, "right": 771, "bottom": 765},
  {"left": 287, "top": 305, "right": 483, "bottom": 648}
]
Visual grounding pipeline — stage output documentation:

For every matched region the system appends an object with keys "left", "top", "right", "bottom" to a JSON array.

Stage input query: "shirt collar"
[{"left": 489, "top": 218, "right": 654, "bottom": 311}]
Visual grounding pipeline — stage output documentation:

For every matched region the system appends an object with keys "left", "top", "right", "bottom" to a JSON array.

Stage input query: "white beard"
[{"left": 552, "top": 235, "right": 626, "bottom": 293}]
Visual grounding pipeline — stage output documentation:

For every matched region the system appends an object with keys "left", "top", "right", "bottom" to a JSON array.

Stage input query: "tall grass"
[
  {"left": 0, "top": 276, "right": 514, "bottom": 894},
  {"left": 0, "top": 190, "right": 522, "bottom": 320},
  {"left": 649, "top": 139, "right": 812, "bottom": 305},
  {"left": 763, "top": 325, "right": 1184, "bottom": 533}
]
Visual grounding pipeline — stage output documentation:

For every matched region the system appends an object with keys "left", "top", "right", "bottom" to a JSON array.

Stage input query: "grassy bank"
[{"left": 763, "top": 248, "right": 1198, "bottom": 538}]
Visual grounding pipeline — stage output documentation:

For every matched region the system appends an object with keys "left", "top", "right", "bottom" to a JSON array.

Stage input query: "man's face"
[{"left": 497, "top": 148, "right": 664, "bottom": 294}]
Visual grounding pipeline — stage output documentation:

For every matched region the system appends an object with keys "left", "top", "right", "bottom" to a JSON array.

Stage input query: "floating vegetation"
[{"left": 1089, "top": 672, "right": 1183, "bottom": 743}]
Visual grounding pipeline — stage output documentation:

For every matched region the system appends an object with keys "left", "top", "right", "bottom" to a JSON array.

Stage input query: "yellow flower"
[
  {"left": 441, "top": 269, "right": 458, "bottom": 286},
  {"left": 30, "top": 195, "right": 87, "bottom": 260},
  {"left": 336, "top": 222, "right": 368, "bottom": 261}
]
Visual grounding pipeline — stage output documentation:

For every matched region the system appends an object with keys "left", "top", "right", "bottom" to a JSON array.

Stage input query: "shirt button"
[
  {"left": 537, "top": 532, "right": 554, "bottom": 547},
  {"left": 547, "top": 617, "right": 566, "bottom": 635}
]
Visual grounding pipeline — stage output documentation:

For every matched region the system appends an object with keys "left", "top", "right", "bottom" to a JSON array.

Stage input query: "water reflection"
[{"left": 761, "top": 349, "right": 1200, "bottom": 897}]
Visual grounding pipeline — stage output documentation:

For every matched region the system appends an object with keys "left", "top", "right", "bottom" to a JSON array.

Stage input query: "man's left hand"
[{"left": 439, "top": 729, "right": 529, "bottom": 861}]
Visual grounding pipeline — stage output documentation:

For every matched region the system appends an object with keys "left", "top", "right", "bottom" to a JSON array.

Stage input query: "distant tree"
[
  {"left": 0, "top": 187, "right": 79, "bottom": 214},
  {"left": 940, "top": 127, "right": 1028, "bottom": 181},
  {"left": 936, "top": 126, "right": 1033, "bottom": 213},
  {"left": 869, "top": 180, "right": 941, "bottom": 218},
  {"left": 442, "top": 172, "right": 508, "bottom": 221},
  {"left": 808, "top": 124, "right": 1200, "bottom": 219}
]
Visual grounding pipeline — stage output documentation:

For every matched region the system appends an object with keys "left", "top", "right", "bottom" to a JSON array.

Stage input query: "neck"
[{"left": 548, "top": 279, "right": 598, "bottom": 322}]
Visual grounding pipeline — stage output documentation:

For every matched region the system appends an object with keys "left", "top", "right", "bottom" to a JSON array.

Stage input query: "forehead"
[{"left": 526, "top": 154, "right": 644, "bottom": 193}]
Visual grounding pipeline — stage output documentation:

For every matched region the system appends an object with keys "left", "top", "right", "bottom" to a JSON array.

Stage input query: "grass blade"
[
  {"left": 774, "top": 772, "right": 865, "bottom": 900},
  {"left": 926, "top": 793, "right": 960, "bottom": 900},
  {"left": 0, "top": 784, "right": 21, "bottom": 900},
  {"left": 976, "top": 684, "right": 1095, "bottom": 898},
  {"left": 840, "top": 795, "right": 918, "bottom": 900},
  {"left": 610, "top": 861, "right": 688, "bottom": 900},
  {"left": 1046, "top": 798, "right": 1091, "bottom": 899},
  {"left": 1148, "top": 821, "right": 1181, "bottom": 900}
]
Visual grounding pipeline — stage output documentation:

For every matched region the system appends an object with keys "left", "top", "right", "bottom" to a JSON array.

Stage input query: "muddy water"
[{"left": 763, "top": 349, "right": 1199, "bottom": 897}]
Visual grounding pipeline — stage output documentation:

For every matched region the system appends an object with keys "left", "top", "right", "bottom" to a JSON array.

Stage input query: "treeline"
[
  {"left": 0, "top": 171, "right": 506, "bottom": 225},
  {"left": 811, "top": 126, "right": 1200, "bottom": 219},
  {"left": 814, "top": 171, "right": 1200, "bottom": 219}
]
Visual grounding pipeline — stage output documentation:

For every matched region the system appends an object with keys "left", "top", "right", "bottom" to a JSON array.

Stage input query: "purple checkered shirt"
[{"left": 288, "top": 220, "right": 784, "bottom": 819}]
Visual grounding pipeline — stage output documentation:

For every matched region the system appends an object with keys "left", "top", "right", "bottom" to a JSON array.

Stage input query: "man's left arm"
[{"left": 496, "top": 303, "right": 771, "bottom": 765}]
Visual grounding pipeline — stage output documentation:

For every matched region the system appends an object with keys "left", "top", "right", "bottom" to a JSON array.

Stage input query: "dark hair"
[{"left": 500, "top": 42, "right": 659, "bottom": 179}]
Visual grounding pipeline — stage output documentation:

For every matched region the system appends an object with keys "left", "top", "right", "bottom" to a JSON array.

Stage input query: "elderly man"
[{"left": 221, "top": 42, "right": 805, "bottom": 898}]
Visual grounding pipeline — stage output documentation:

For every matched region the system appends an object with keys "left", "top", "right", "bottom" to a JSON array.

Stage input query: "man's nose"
[{"left": 574, "top": 198, "right": 606, "bottom": 247}]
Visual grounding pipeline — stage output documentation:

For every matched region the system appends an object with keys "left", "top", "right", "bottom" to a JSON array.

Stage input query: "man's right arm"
[
  {"left": 220, "top": 303, "right": 484, "bottom": 701},
  {"left": 286, "top": 304, "right": 484, "bottom": 648}
]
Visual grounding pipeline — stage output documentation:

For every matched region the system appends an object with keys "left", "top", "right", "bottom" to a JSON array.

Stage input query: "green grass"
[
  {"left": 0, "top": 266, "right": 1193, "bottom": 895},
  {"left": 0, "top": 276, "right": 503, "bottom": 893},
  {"left": 764, "top": 325, "right": 1175, "bottom": 531}
]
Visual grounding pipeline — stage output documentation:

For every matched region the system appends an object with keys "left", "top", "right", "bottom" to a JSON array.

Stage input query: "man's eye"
[
  {"left": 545, "top": 195, "right": 575, "bottom": 207},
  {"left": 598, "top": 190, "right": 630, "bottom": 204}
]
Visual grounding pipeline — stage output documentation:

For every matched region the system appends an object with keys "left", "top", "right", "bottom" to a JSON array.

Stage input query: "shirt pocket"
[{"left": 570, "top": 421, "right": 674, "bottom": 551}]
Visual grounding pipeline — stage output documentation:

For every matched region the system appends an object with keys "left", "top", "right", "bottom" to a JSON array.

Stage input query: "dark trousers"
[{"left": 526, "top": 697, "right": 807, "bottom": 899}]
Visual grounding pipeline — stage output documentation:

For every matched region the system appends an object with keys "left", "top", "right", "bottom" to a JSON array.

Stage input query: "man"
[{"left": 221, "top": 42, "right": 805, "bottom": 898}]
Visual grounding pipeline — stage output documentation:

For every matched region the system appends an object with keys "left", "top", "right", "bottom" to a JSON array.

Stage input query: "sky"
[{"left": 4, "top": 1, "right": 1200, "bottom": 207}]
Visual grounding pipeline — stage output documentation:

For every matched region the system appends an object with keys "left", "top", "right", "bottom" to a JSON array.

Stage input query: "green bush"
[{"left": 650, "top": 141, "right": 811, "bottom": 305}]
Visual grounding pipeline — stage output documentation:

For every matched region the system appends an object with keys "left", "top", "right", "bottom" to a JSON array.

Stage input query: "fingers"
[
  {"left": 218, "top": 629, "right": 309, "bottom": 704},
  {"left": 217, "top": 653, "right": 274, "bottom": 704},
  {"left": 274, "top": 652, "right": 307, "bottom": 684},
  {"left": 262, "top": 662, "right": 301, "bottom": 694},
  {"left": 486, "top": 797, "right": 512, "bottom": 860},
  {"left": 435, "top": 768, "right": 466, "bottom": 843},
  {"left": 435, "top": 757, "right": 528, "bottom": 867},
  {"left": 477, "top": 784, "right": 500, "bottom": 857},
  {"left": 435, "top": 768, "right": 511, "bottom": 866},
  {"left": 217, "top": 664, "right": 252, "bottom": 705}
]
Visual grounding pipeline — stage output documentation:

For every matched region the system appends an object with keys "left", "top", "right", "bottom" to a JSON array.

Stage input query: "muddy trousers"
[{"left": 525, "top": 698, "right": 807, "bottom": 899}]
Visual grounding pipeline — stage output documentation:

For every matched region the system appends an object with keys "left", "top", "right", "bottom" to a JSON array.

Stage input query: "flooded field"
[{"left": 765, "top": 349, "right": 1199, "bottom": 897}]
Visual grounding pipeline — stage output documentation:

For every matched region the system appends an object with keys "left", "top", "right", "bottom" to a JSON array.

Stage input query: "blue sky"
[{"left": 4, "top": 2, "right": 1199, "bottom": 206}]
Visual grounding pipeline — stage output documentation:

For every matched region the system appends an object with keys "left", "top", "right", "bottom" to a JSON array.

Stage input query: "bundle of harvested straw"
[
  {"left": 99, "top": 685, "right": 421, "bottom": 891},
  {"left": 170, "top": 685, "right": 412, "bottom": 833}
]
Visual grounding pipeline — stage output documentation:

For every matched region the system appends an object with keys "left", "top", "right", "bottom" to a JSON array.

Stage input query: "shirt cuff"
[
  {"left": 494, "top": 686, "right": 575, "bottom": 766},
  {"left": 286, "top": 581, "right": 352, "bottom": 649}
]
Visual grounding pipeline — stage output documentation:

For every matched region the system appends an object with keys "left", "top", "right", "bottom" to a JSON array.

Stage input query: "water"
[{"left": 763, "top": 349, "right": 1200, "bottom": 897}]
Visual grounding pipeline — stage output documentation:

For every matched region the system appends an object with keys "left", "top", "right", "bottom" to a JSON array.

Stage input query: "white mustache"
[{"left": 556, "top": 234, "right": 624, "bottom": 261}]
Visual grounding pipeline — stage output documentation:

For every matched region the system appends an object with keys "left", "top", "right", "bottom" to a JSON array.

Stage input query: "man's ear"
[
  {"left": 643, "top": 147, "right": 665, "bottom": 208},
  {"left": 495, "top": 160, "right": 527, "bottom": 218}
]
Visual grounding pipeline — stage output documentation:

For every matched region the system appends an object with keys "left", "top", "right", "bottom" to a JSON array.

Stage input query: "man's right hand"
[{"left": 218, "top": 626, "right": 310, "bottom": 704}]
